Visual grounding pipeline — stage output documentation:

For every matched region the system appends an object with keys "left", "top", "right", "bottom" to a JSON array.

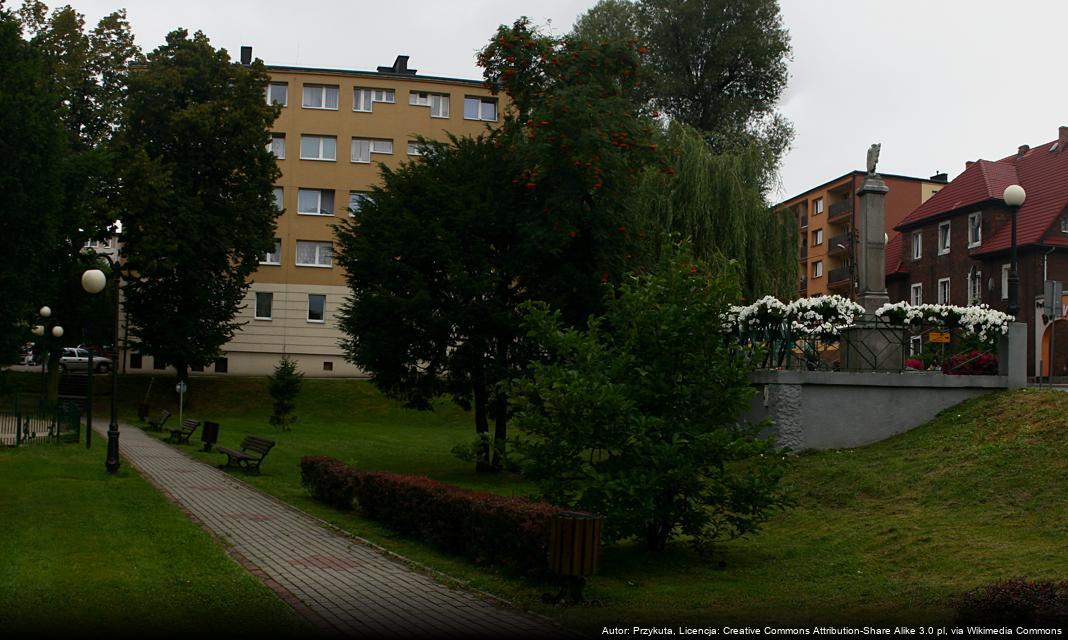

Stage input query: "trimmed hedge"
[
  {"left": 956, "top": 578, "right": 1068, "bottom": 625},
  {"left": 300, "top": 455, "right": 563, "bottom": 575}
]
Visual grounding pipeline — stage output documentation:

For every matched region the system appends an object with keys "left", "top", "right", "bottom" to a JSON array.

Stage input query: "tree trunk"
[
  {"left": 46, "top": 348, "right": 60, "bottom": 405},
  {"left": 473, "top": 379, "right": 494, "bottom": 472},
  {"left": 491, "top": 337, "right": 508, "bottom": 469}
]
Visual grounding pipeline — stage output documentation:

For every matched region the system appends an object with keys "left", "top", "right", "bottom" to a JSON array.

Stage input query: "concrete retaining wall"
[{"left": 746, "top": 370, "right": 1006, "bottom": 450}]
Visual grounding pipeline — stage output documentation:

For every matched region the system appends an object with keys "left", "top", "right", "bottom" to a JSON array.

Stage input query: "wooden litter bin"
[{"left": 545, "top": 511, "right": 602, "bottom": 604}]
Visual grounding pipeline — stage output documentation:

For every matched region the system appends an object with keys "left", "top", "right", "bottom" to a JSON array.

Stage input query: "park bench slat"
[
  {"left": 217, "top": 435, "right": 276, "bottom": 474},
  {"left": 167, "top": 418, "right": 200, "bottom": 444},
  {"left": 146, "top": 409, "right": 171, "bottom": 432}
]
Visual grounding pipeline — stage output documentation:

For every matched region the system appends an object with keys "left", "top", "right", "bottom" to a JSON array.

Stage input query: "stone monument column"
[{"left": 841, "top": 143, "right": 904, "bottom": 371}]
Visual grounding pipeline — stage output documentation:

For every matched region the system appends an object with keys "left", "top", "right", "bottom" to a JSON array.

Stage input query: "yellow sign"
[{"left": 928, "top": 331, "right": 951, "bottom": 344}]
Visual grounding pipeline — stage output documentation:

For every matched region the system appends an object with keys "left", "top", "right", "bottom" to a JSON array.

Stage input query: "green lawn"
[
  {"left": 0, "top": 438, "right": 310, "bottom": 636},
  {"left": 6, "top": 371, "right": 1067, "bottom": 631}
]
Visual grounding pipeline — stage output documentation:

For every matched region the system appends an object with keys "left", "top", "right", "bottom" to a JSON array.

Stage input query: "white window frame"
[
  {"left": 351, "top": 138, "right": 393, "bottom": 164},
  {"left": 269, "top": 133, "right": 285, "bottom": 159},
  {"left": 938, "top": 221, "right": 951, "bottom": 255},
  {"left": 1001, "top": 264, "right": 1010, "bottom": 300},
  {"left": 409, "top": 91, "right": 449, "bottom": 118},
  {"left": 813, "top": 261, "right": 823, "bottom": 279},
  {"left": 307, "top": 294, "right": 326, "bottom": 323},
  {"left": 407, "top": 142, "right": 426, "bottom": 156},
  {"left": 938, "top": 277, "right": 950, "bottom": 304},
  {"left": 1061, "top": 217, "right": 1068, "bottom": 234},
  {"left": 299, "top": 135, "right": 337, "bottom": 161},
  {"left": 266, "top": 82, "right": 288, "bottom": 106},
  {"left": 302, "top": 84, "right": 339, "bottom": 110},
  {"left": 261, "top": 239, "right": 281, "bottom": 265},
  {"left": 911, "top": 230, "right": 922, "bottom": 260},
  {"left": 910, "top": 283, "right": 923, "bottom": 306},
  {"left": 812, "top": 229, "right": 823, "bottom": 246},
  {"left": 814, "top": 198, "right": 824, "bottom": 215},
  {"left": 297, "top": 188, "right": 335, "bottom": 216},
  {"left": 354, "top": 87, "right": 395, "bottom": 112},
  {"left": 296, "top": 241, "right": 333, "bottom": 268},
  {"left": 967, "top": 212, "right": 982, "bottom": 248},
  {"left": 463, "top": 96, "right": 498, "bottom": 121},
  {"left": 968, "top": 270, "right": 982, "bottom": 305},
  {"left": 254, "top": 291, "right": 273, "bottom": 320},
  {"left": 348, "top": 191, "right": 372, "bottom": 217}
]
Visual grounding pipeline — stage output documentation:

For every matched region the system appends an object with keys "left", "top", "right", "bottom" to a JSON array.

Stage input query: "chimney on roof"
[
  {"left": 1059, "top": 126, "right": 1068, "bottom": 151},
  {"left": 1018, "top": 144, "right": 1030, "bottom": 157},
  {"left": 930, "top": 171, "right": 948, "bottom": 183},
  {"left": 377, "top": 55, "right": 417, "bottom": 75},
  {"left": 965, "top": 160, "right": 975, "bottom": 170},
  {"left": 240, "top": 46, "right": 252, "bottom": 66}
]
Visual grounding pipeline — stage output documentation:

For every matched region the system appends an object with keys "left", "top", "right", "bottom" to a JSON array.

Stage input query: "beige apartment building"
[
  {"left": 126, "top": 52, "right": 502, "bottom": 377},
  {"left": 778, "top": 171, "right": 946, "bottom": 299}
]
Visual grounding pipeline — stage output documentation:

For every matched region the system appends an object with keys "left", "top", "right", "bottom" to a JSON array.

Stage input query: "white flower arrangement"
[
  {"left": 873, "top": 302, "right": 1013, "bottom": 338},
  {"left": 723, "top": 295, "right": 865, "bottom": 337}
]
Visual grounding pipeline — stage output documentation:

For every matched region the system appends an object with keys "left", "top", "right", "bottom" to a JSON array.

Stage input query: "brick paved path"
[{"left": 92, "top": 420, "right": 567, "bottom": 638}]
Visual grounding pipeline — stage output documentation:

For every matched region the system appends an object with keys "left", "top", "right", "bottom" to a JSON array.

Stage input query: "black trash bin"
[{"left": 201, "top": 421, "right": 220, "bottom": 452}]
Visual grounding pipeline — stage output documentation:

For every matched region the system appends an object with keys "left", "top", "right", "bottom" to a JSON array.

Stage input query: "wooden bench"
[
  {"left": 167, "top": 418, "right": 200, "bottom": 444},
  {"left": 217, "top": 435, "right": 276, "bottom": 474},
  {"left": 146, "top": 409, "right": 171, "bottom": 432}
]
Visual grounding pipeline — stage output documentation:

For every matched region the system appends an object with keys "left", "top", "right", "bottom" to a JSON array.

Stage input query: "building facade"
[
  {"left": 126, "top": 52, "right": 502, "bottom": 377},
  {"left": 891, "top": 127, "right": 1068, "bottom": 377},
  {"left": 777, "top": 171, "right": 946, "bottom": 299}
]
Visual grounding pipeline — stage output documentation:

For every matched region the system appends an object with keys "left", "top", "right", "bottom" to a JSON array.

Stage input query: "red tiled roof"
[
  {"left": 896, "top": 160, "right": 1018, "bottom": 230},
  {"left": 885, "top": 232, "right": 905, "bottom": 275},
  {"left": 895, "top": 136, "right": 1068, "bottom": 256}
]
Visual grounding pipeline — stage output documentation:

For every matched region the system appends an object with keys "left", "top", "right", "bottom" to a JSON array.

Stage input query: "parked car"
[
  {"left": 20, "top": 343, "right": 39, "bottom": 366},
  {"left": 55, "top": 347, "right": 112, "bottom": 374}
]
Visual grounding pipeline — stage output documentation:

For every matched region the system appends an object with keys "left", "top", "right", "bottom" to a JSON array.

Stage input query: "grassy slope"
[
  {"left": 6, "top": 372, "right": 1067, "bottom": 629},
  {"left": 0, "top": 439, "right": 309, "bottom": 636}
]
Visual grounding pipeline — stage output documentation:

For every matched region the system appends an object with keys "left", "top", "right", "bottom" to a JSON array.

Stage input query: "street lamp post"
[
  {"left": 1003, "top": 185, "right": 1027, "bottom": 318},
  {"left": 82, "top": 262, "right": 120, "bottom": 474},
  {"left": 32, "top": 308, "right": 64, "bottom": 402}
]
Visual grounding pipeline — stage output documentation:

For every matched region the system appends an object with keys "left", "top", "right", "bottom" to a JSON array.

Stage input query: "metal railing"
[
  {"left": 0, "top": 395, "right": 81, "bottom": 446},
  {"left": 828, "top": 199, "right": 853, "bottom": 221}
]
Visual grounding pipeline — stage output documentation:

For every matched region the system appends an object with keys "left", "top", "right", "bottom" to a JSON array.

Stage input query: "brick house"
[{"left": 889, "top": 126, "right": 1068, "bottom": 376}]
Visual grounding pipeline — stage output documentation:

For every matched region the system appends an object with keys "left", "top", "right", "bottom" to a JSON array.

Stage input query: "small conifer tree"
[{"left": 268, "top": 356, "right": 303, "bottom": 431}]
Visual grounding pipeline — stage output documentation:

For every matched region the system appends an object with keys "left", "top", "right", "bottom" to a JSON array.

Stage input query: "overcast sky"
[{"left": 59, "top": 0, "right": 1068, "bottom": 202}]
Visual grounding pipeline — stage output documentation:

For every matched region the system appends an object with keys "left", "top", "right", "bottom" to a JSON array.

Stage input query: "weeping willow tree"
[{"left": 633, "top": 123, "right": 797, "bottom": 300}]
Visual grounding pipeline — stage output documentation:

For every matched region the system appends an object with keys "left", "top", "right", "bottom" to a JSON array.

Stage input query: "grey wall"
[{"left": 746, "top": 370, "right": 1005, "bottom": 450}]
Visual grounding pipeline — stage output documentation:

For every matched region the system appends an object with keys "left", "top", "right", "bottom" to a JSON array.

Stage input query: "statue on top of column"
[{"left": 866, "top": 143, "right": 881, "bottom": 175}]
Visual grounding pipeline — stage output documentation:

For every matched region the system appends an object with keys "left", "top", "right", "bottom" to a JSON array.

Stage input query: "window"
[
  {"left": 261, "top": 239, "right": 281, "bottom": 265},
  {"left": 300, "top": 135, "right": 336, "bottom": 161},
  {"left": 1061, "top": 217, "right": 1068, "bottom": 233},
  {"left": 266, "top": 82, "right": 288, "bottom": 106},
  {"left": 910, "top": 283, "right": 923, "bottom": 306},
  {"left": 214, "top": 357, "right": 228, "bottom": 373},
  {"left": 307, "top": 294, "right": 326, "bottom": 323},
  {"left": 910, "top": 335, "right": 923, "bottom": 357},
  {"left": 813, "top": 261, "right": 823, "bottom": 278},
  {"left": 254, "top": 292, "right": 273, "bottom": 320},
  {"left": 938, "top": 221, "right": 951, "bottom": 255},
  {"left": 269, "top": 133, "right": 285, "bottom": 158},
  {"left": 968, "top": 270, "right": 982, "bottom": 305},
  {"left": 323, "top": 361, "right": 333, "bottom": 372},
  {"left": 348, "top": 191, "right": 372, "bottom": 216},
  {"left": 351, "top": 138, "right": 393, "bottom": 163},
  {"left": 1002, "top": 264, "right": 1010, "bottom": 300},
  {"left": 814, "top": 198, "right": 824, "bottom": 215},
  {"left": 812, "top": 229, "right": 823, "bottom": 246},
  {"left": 353, "top": 87, "right": 395, "bottom": 112},
  {"left": 272, "top": 187, "right": 284, "bottom": 212},
  {"left": 968, "top": 212, "right": 982, "bottom": 248},
  {"left": 297, "top": 188, "right": 335, "bottom": 215},
  {"left": 302, "top": 84, "right": 339, "bottom": 110},
  {"left": 84, "top": 238, "right": 113, "bottom": 250},
  {"left": 153, "top": 357, "right": 166, "bottom": 370},
  {"left": 938, "top": 277, "right": 950, "bottom": 304},
  {"left": 296, "top": 241, "right": 333, "bottom": 267},
  {"left": 409, "top": 91, "right": 449, "bottom": 118},
  {"left": 911, "top": 230, "right": 922, "bottom": 260},
  {"left": 129, "top": 352, "right": 142, "bottom": 369},
  {"left": 463, "top": 96, "right": 497, "bottom": 121},
  {"left": 407, "top": 141, "right": 427, "bottom": 156}
]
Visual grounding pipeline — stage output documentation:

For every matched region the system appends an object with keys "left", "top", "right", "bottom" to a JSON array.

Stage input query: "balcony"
[
  {"left": 800, "top": 243, "right": 808, "bottom": 260},
  {"left": 799, "top": 276, "right": 808, "bottom": 294},
  {"left": 828, "top": 199, "right": 853, "bottom": 223},
  {"left": 827, "top": 265, "right": 851, "bottom": 290},
  {"left": 827, "top": 231, "right": 852, "bottom": 256},
  {"left": 799, "top": 214, "right": 808, "bottom": 229}
]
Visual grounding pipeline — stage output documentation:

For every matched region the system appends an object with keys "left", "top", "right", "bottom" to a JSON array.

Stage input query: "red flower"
[
  {"left": 568, "top": 230, "right": 577, "bottom": 238},
  {"left": 600, "top": 271, "right": 610, "bottom": 283}
]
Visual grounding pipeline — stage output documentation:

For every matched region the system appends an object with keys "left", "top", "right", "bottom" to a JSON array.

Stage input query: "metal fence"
[
  {"left": 0, "top": 395, "right": 81, "bottom": 446},
  {"left": 744, "top": 320, "right": 999, "bottom": 374}
]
